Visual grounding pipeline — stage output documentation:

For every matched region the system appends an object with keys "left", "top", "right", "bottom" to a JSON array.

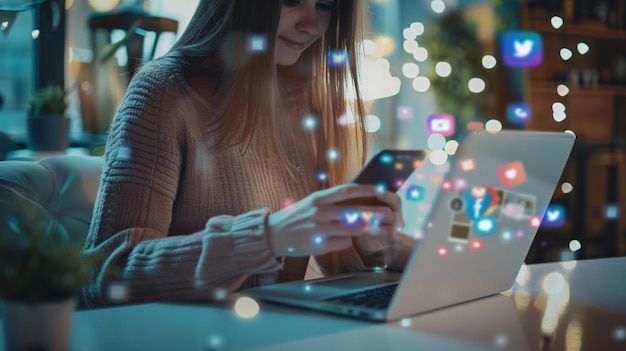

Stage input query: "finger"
[
  {"left": 313, "top": 183, "right": 384, "bottom": 206},
  {"left": 374, "top": 191, "right": 405, "bottom": 228},
  {"left": 311, "top": 236, "right": 353, "bottom": 255},
  {"left": 314, "top": 206, "right": 395, "bottom": 225}
]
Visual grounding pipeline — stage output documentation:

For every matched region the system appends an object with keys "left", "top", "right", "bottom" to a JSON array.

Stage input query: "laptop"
[{"left": 243, "top": 130, "right": 575, "bottom": 321}]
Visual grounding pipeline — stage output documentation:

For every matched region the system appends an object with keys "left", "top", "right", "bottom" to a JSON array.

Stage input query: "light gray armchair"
[{"left": 0, "top": 155, "right": 103, "bottom": 244}]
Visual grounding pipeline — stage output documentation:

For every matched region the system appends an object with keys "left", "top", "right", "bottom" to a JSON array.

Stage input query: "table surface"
[{"left": 2, "top": 256, "right": 626, "bottom": 351}]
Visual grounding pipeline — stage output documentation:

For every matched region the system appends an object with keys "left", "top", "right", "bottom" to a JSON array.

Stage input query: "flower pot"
[
  {"left": 2, "top": 298, "right": 75, "bottom": 351},
  {"left": 26, "top": 114, "right": 70, "bottom": 151}
]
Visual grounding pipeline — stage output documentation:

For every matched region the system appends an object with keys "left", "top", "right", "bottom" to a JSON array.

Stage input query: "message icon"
[
  {"left": 507, "top": 102, "right": 531, "bottom": 125},
  {"left": 497, "top": 161, "right": 527, "bottom": 188},
  {"left": 543, "top": 204, "right": 566, "bottom": 227},
  {"left": 426, "top": 113, "right": 456, "bottom": 137},
  {"left": 502, "top": 31, "right": 543, "bottom": 67}
]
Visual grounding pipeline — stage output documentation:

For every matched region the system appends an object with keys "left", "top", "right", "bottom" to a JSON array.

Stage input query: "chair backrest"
[
  {"left": 79, "top": 8, "right": 178, "bottom": 134},
  {"left": 88, "top": 8, "right": 179, "bottom": 79},
  {"left": 0, "top": 155, "right": 104, "bottom": 244}
]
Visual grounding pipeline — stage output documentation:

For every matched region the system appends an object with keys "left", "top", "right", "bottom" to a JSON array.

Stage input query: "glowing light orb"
[
  {"left": 234, "top": 296, "right": 260, "bottom": 318},
  {"left": 560, "top": 48, "right": 573, "bottom": 61},
  {"left": 431, "top": 0, "right": 446, "bottom": 14},
  {"left": 302, "top": 114, "right": 319, "bottom": 130},
  {"left": 569, "top": 240, "right": 582, "bottom": 252},
  {"left": 557, "top": 84, "right": 570, "bottom": 97},
  {"left": 402, "top": 63, "right": 420, "bottom": 78},
  {"left": 551, "top": 16, "right": 564, "bottom": 29},
  {"left": 413, "top": 47, "right": 429, "bottom": 62},
  {"left": 31, "top": 29, "right": 40, "bottom": 40},
  {"left": 435, "top": 61, "right": 452, "bottom": 77},
  {"left": 485, "top": 119, "right": 502, "bottom": 133},
  {"left": 429, "top": 150, "right": 448, "bottom": 166},
  {"left": 437, "top": 246, "right": 449, "bottom": 257},
  {"left": 410, "top": 22, "right": 425, "bottom": 36},
  {"left": 561, "top": 182, "right": 574, "bottom": 194},
  {"left": 326, "top": 148, "right": 340, "bottom": 162},
  {"left": 482, "top": 55, "right": 497, "bottom": 69},
  {"left": 541, "top": 272, "right": 565, "bottom": 295},
  {"left": 445, "top": 140, "right": 459, "bottom": 155},
  {"left": 427, "top": 133, "right": 446, "bottom": 151},
  {"left": 412, "top": 76, "right": 431, "bottom": 92},
  {"left": 364, "top": 115, "right": 382, "bottom": 133},
  {"left": 577, "top": 42, "right": 590, "bottom": 55},
  {"left": 403, "top": 39, "right": 419, "bottom": 54},
  {"left": 400, "top": 318, "right": 412, "bottom": 327},
  {"left": 468, "top": 78, "right": 486, "bottom": 93}
]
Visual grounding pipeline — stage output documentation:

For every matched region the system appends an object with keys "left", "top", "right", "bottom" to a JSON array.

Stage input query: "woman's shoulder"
[{"left": 129, "top": 57, "right": 189, "bottom": 94}]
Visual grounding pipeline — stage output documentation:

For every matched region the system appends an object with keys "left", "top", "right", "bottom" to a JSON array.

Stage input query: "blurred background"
[{"left": 0, "top": 0, "right": 624, "bottom": 264}]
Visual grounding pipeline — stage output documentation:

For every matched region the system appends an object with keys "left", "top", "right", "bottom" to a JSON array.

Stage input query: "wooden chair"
[{"left": 78, "top": 8, "right": 179, "bottom": 134}]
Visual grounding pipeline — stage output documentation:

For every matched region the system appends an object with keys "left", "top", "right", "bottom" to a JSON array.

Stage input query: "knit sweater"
[{"left": 82, "top": 59, "right": 373, "bottom": 307}]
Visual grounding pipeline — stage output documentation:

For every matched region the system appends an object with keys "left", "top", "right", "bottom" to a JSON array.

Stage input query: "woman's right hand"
[{"left": 266, "top": 183, "right": 402, "bottom": 257}]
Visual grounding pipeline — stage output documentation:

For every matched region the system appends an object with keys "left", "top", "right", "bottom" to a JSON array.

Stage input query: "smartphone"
[{"left": 336, "top": 149, "right": 426, "bottom": 206}]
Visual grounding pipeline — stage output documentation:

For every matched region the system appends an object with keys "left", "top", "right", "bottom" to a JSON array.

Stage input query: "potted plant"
[
  {"left": 0, "top": 188, "right": 95, "bottom": 351},
  {"left": 26, "top": 85, "right": 70, "bottom": 151}
]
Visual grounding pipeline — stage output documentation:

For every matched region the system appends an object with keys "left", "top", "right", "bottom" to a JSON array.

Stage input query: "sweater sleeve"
[{"left": 82, "top": 61, "right": 281, "bottom": 307}]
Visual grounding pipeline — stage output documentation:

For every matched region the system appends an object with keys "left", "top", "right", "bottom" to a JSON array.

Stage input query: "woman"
[{"left": 82, "top": 0, "right": 410, "bottom": 307}]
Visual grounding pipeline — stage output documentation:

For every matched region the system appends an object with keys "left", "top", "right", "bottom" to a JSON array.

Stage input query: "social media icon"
[
  {"left": 464, "top": 186, "right": 499, "bottom": 220},
  {"left": 327, "top": 49, "right": 350, "bottom": 67},
  {"left": 406, "top": 185, "right": 425, "bottom": 202},
  {"left": 454, "top": 178, "right": 469, "bottom": 191},
  {"left": 497, "top": 161, "right": 527, "bottom": 188},
  {"left": 543, "top": 204, "right": 566, "bottom": 227},
  {"left": 426, "top": 113, "right": 456, "bottom": 137},
  {"left": 469, "top": 238, "right": 484, "bottom": 251},
  {"left": 460, "top": 158, "right": 476, "bottom": 172},
  {"left": 507, "top": 102, "right": 531, "bottom": 125},
  {"left": 474, "top": 217, "right": 497, "bottom": 235},
  {"left": 441, "top": 179, "right": 453, "bottom": 191},
  {"left": 450, "top": 198, "right": 464, "bottom": 212},
  {"left": 529, "top": 216, "right": 542, "bottom": 228},
  {"left": 342, "top": 210, "right": 362, "bottom": 226},
  {"left": 502, "top": 31, "right": 543, "bottom": 67}
]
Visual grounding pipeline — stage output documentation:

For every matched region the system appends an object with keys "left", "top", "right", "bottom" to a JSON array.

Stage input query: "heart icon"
[
  {"left": 472, "top": 186, "right": 486, "bottom": 198},
  {"left": 505, "top": 169, "right": 517, "bottom": 179}
]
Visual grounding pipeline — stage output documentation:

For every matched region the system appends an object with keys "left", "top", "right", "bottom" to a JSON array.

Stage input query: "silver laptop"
[{"left": 243, "top": 130, "right": 575, "bottom": 321}]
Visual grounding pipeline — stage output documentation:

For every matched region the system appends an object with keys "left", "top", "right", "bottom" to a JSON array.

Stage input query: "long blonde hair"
[{"left": 166, "top": 0, "right": 370, "bottom": 187}]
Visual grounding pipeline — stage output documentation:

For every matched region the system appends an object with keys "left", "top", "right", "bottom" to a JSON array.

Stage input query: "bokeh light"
[
  {"left": 561, "top": 182, "right": 574, "bottom": 194},
  {"left": 482, "top": 55, "right": 497, "bottom": 69},
  {"left": 541, "top": 272, "right": 566, "bottom": 295},
  {"left": 444, "top": 140, "right": 459, "bottom": 155},
  {"left": 32, "top": 29, "right": 40, "bottom": 40},
  {"left": 569, "top": 240, "right": 582, "bottom": 252},
  {"left": 402, "top": 62, "right": 420, "bottom": 78},
  {"left": 302, "top": 114, "right": 319, "bottom": 131},
  {"left": 403, "top": 28, "right": 417, "bottom": 40},
  {"left": 365, "top": 115, "right": 382, "bottom": 133},
  {"left": 326, "top": 148, "right": 340, "bottom": 162},
  {"left": 577, "top": 42, "right": 590, "bottom": 55},
  {"left": 429, "top": 149, "right": 448, "bottom": 165},
  {"left": 468, "top": 78, "right": 486, "bottom": 93},
  {"left": 427, "top": 133, "right": 446, "bottom": 150},
  {"left": 234, "top": 296, "right": 260, "bottom": 318},
  {"left": 413, "top": 47, "right": 429, "bottom": 62},
  {"left": 431, "top": 0, "right": 446, "bottom": 14},
  {"left": 485, "top": 119, "right": 502, "bottom": 133},
  {"left": 560, "top": 48, "right": 573, "bottom": 61},
  {"left": 88, "top": 0, "right": 120, "bottom": 12},
  {"left": 551, "top": 16, "right": 564, "bottom": 29},
  {"left": 410, "top": 22, "right": 425, "bottom": 36},
  {"left": 403, "top": 40, "right": 419, "bottom": 54},
  {"left": 557, "top": 84, "right": 570, "bottom": 97},
  {"left": 412, "top": 76, "right": 431, "bottom": 92},
  {"left": 435, "top": 61, "right": 452, "bottom": 77}
]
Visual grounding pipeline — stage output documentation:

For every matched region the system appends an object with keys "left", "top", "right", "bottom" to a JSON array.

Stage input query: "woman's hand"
[{"left": 267, "top": 183, "right": 404, "bottom": 257}]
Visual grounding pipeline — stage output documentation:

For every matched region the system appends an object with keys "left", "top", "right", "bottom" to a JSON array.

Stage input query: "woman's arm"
[{"left": 82, "top": 62, "right": 281, "bottom": 306}]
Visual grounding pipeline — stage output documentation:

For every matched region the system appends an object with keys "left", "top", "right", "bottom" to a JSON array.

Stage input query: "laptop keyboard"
[{"left": 324, "top": 284, "right": 398, "bottom": 310}]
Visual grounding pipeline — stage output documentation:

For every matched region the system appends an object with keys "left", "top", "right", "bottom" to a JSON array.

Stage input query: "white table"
[{"left": 2, "top": 257, "right": 626, "bottom": 350}]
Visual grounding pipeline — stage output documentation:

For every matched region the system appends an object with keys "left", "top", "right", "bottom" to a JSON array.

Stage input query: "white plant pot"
[{"left": 2, "top": 298, "right": 75, "bottom": 351}]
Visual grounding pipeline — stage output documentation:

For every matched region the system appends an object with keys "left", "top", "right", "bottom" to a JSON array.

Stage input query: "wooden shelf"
[
  {"left": 529, "top": 81, "right": 626, "bottom": 96},
  {"left": 527, "top": 19, "right": 626, "bottom": 41}
]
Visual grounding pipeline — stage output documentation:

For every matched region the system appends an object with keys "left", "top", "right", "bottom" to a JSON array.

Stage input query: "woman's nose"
[{"left": 295, "top": 8, "right": 320, "bottom": 36}]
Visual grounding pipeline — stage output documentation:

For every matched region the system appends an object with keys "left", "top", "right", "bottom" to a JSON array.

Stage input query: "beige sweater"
[{"left": 82, "top": 59, "right": 372, "bottom": 307}]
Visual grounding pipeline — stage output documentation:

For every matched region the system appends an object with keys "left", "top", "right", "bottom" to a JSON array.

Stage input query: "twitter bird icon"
[{"left": 502, "top": 31, "right": 543, "bottom": 67}]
